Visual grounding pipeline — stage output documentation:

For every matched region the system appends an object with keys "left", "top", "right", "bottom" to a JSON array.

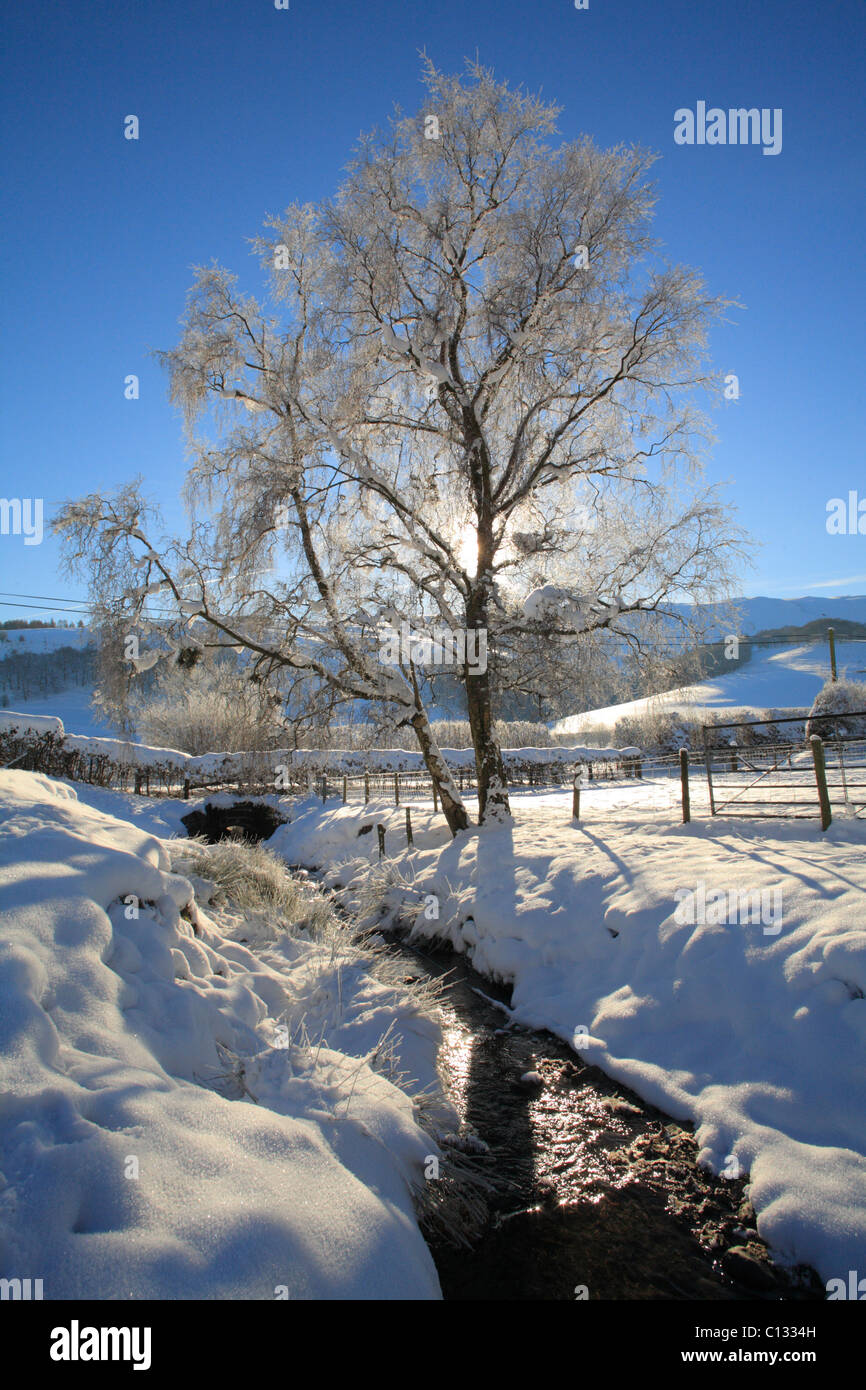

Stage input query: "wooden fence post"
[
  {"left": 405, "top": 806, "right": 413, "bottom": 846},
  {"left": 810, "top": 735, "right": 832, "bottom": 830},
  {"left": 394, "top": 772, "right": 400, "bottom": 806},
  {"left": 377, "top": 824, "right": 386, "bottom": 858},
  {"left": 680, "top": 748, "right": 691, "bottom": 824},
  {"left": 364, "top": 772, "right": 370, "bottom": 804},
  {"left": 342, "top": 775, "right": 347, "bottom": 805},
  {"left": 183, "top": 778, "right": 190, "bottom": 800},
  {"left": 572, "top": 772, "right": 581, "bottom": 821}
]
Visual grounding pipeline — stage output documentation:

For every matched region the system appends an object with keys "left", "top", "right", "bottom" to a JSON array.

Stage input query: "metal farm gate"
[{"left": 701, "top": 712, "right": 866, "bottom": 824}]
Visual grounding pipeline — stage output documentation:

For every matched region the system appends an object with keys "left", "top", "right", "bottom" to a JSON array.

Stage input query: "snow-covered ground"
[
  {"left": 270, "top": 780, "right": 866, "bottom": 1286},
  {"left": 0, "top": 770, "right": 452, "bottom": 1299},
  {"left": 3, "top": 753, "right": 865, "bottom": 1296},
  {"left": 555, "top": 640, "right": 866, "bottom": 735}
]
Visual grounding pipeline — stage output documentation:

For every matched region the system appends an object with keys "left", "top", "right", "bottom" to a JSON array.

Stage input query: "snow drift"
[{"left": 0, "top": 770, "right": 445, "bottom": 1299}]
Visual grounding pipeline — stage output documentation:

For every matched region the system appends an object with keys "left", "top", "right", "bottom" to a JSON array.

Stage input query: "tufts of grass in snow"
[
  {"left": 173, "top": 835, "right": 333, "bottom": 932},
  {"left": 412, "top": 1140, "right": 495, "bottom": 1250}
]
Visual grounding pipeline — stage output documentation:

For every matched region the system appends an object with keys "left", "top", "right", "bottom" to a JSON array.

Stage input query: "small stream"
[
  {"left": 187, "top": 802, "right": 824, "bottom": 1302},
  {"left": 382, "top": 931, "right": 824, "bottom": 1302}
]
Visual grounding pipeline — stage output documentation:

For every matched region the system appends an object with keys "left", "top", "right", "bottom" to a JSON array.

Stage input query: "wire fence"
[
  {"left": 4, "top": 718, "right": 864, "bottom": 829},
  {"left": 291, "top": 749, "right": 646, "bottom": 807}
]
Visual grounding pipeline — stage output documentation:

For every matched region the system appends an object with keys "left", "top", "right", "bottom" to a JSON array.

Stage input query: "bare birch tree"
[{"left": 254, "top": 57, "right": 746, "bottom": 819}]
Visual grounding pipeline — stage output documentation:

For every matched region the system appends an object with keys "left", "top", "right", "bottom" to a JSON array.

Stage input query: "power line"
[
  {"left": 0, "top": 601, "right": 92, "bottom": 615},
  {"left": 0, "top": 591, "right": 92, "bottom": 605},
  {"left": 1, "top": 594, "right": 865, "bottom": 646}
]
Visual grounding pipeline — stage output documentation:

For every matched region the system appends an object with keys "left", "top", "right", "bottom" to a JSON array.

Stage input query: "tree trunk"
[
  {"left": 408, "top": 665, "right": 469, "bottom": 835},
  {"left": 465, "top": 585, "right": 511, "bottom": 824}
]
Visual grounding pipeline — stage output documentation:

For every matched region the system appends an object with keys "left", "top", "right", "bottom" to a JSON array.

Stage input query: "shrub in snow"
[
  {"left": 806, "top": 678, "right": 866, "bottom": 741},
  {"left": 612, "top": 707, "right": 703, "bottom": 753},
  {"left": 300, "top": 717, "right": 553, "bottom": 752},
  {"left": 132, "top": 661, "right": 288, "bottom": 755}
]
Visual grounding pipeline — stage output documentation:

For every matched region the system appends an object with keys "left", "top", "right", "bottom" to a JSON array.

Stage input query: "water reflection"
[{"left": 391, "top": 935, "right": 822, "bottom": 1302}]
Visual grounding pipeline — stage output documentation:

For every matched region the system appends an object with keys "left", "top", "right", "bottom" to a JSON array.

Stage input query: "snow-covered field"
[
  {"left": 0, "top": 628, "right": 113, "bottom": 737},
  {"left": 555, "top": 640, "right": 866, "bottom": 735},
  {"left": 2, "top": 751, "right": 865, "bottom": 1297},
  {"left": 0, "top": 687, "right": 116, "bottom": 739},
  {"left": 271, "top": 779, "right": 866, "bottom": 1286},
  {"left": 0, "top": 770, "right": 452, "bottom": 1299}
]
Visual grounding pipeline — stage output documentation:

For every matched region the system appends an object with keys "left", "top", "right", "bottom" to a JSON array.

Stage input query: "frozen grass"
[
  {"left": 174, "top": 835, "right": 334, "bottom": 933},
  {"left": 178, "top": 839, "right": 441, "bottom": 1000},
  {"left": 413, "top": 1141, "right": 495, "bottom": 1249}
]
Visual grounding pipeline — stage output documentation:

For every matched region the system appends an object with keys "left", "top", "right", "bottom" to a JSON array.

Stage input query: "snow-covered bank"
[
  {"left": 0, "top": 771, "right": 450, "bottom": 1299},
  {"left": 269, "top": 789, "right": 866, "bottom": 1286}
]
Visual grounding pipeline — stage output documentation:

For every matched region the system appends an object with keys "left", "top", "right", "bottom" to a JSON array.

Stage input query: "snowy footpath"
[
  {"left": 272, "top": 783, "right": 866, "bottom": 1287},
  {"left": 0, "top": 771, "right": 449, "bottom": 1299}
]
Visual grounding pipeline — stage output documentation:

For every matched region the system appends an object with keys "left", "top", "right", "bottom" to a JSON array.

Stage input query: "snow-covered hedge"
[
  {"left": 1, "top": 712, "right": 639, "bottom": 789},
  {"left": 806, "top": 678, "right": 866, "bottom": 742},
  {"left": 291, "top": 744, "right": 632, "bottom": 776},
  {"left": 0, "top": 711, "right": 63, "bottom": 735}
]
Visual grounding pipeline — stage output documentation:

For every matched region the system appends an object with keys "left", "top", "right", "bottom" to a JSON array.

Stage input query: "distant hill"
[
  {"left": 682, "top": 594, "right": 866, "bottom": 638},
  {"left": 0, "top": 626, "right": 94, "bottom": 656},
  {"left": 748, "top": 616, "right": 866, "bottom": 643}
]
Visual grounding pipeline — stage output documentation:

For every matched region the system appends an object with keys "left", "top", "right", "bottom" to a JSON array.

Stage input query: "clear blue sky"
[{"left": 1, "top": 0, "right": 864, "bottom": 622}]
